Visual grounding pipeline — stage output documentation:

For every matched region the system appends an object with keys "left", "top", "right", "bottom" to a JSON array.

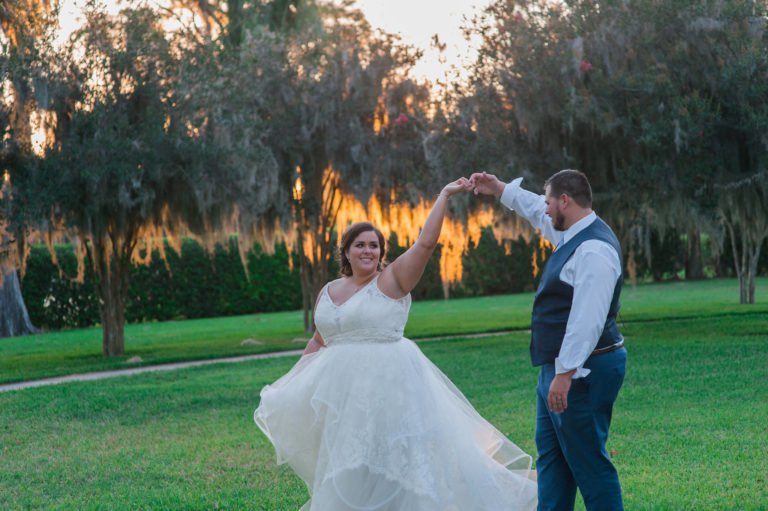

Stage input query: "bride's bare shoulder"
[{"left": 325, "top": 277, "right": 349, "bottom": 298}]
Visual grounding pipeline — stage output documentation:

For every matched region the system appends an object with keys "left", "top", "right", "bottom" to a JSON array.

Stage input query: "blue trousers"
[{"left": 535, "top": 347, "right": 627, "bottom": 511}]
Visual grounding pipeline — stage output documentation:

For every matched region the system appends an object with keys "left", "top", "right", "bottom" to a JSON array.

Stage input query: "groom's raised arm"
[{"left": 470, "top": 172, "right": 562, "bottom": 244}]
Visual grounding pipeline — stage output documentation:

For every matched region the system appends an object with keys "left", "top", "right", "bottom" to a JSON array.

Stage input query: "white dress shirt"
[{"left": 500, "top": 178, "right": 622, "bottom": 378}]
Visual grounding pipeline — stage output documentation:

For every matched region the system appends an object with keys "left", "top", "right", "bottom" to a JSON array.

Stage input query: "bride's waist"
[{"left": 324, "top": 329, "right": 405, "bottom": 346}]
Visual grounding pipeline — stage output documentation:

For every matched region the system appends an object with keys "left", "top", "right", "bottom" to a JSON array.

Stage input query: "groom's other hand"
[
  {"left": 548, "top": 369, "right": 576, "bottom": 413},
  {"left": 469, "top": 172, "right": 506, "bottom": 198}
]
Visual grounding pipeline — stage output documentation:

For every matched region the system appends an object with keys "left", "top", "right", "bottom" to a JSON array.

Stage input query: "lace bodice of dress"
[{"left": 315, "top": 275, "right": 411, "bottom": 346}]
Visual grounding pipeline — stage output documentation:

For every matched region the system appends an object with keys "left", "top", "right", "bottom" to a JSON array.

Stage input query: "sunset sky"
[
  {"left": 353, "top": 0, "right": 489, "bottom": 83},
  {"left": 57, "top": 0, "right": 489, "bottom": 83}
]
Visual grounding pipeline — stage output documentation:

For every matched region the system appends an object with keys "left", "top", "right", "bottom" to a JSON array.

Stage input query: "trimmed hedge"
[
  {"left": 22, "top": 238, "right": 303, "bottom": 330},
  {"left": 22, "top": 245, "right": 100, "bottom": 330},
  {"left": 459, "top": 226, "right": 544, "bottom": 296},
  {"left": 17, "top": 226, "right": 768, "bottom": 331},
  {"left": 19, "top": 231, "right": 549, "bottom": 330}
]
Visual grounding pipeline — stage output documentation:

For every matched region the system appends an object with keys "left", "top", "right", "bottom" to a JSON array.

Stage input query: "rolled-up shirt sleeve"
[
  {"left": 500, "top": 178, "right": 563, "bottom": 245},
  {"left": 555, "top": 241, "right": 621, "bottom": 377}
]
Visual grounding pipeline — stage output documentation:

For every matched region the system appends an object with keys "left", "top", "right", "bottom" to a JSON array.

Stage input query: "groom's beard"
[{"left": 551, "top": 211, "right": 566, "bottom": 231}]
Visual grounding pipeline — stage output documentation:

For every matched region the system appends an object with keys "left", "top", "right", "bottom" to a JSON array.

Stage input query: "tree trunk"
[
  {"left": 726, "top": 222, "right": 750, "bottom": 304},
  {"left": 0, "top": 267, "right": 41, "bottom": 337},
  {"left": 293, "top": 169, "right": 343, "bottom": 333},
  {"left": 685, "top": 228, "right": 704, "bottom": 280},
  {"left": 626, "top": 249, "right": 637, "bottom": 286},
  {"left": 730, "top": 232, "right": 765, "bottom": 305},
  {"left": 726, "top": 224, "right": 764, "bottom": 305},
  {"left": 747, "top": 244, "right": 761, "bottom": 305},
  {"left": 297, "top": 240, "right": 330, "bottom": 334},
  {"left": 90, "top": 238, "right": 129, "bottom": 356},
  {"left": 298, "top": 246, "right": 312, "bottom": 333},
  {"left": 99, "top": 271, "right": 126, "bottom": 357},
  {"left": 738, "top": 272, "right": 748, "bottom": 304}
]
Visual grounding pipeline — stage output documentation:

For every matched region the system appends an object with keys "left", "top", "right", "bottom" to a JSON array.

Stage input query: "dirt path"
[
  {"left": 0, "top": 349, "right": 304, "bottom": 393},
  {"left": 0, "top": 329, "right": 527, "bottom": 393}
]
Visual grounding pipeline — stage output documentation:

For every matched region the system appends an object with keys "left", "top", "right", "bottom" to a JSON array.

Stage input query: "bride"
[{"left": 254, "top": 178, "right": 537, "bottom": 511}]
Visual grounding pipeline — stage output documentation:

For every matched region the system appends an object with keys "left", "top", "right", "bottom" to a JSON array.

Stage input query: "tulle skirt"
[{"left": 254, "top": 338, "right": 537, "bottom": 511}]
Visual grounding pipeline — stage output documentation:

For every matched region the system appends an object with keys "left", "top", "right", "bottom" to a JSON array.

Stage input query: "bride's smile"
[{"left": 346, "top": 231, "right": 381, "bottom": 275}]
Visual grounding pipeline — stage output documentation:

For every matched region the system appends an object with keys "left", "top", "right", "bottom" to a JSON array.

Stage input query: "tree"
[
  {"left": 7, "top": 4, "right": 275, "bottom": 355},
  {"left": 0, "top": 0, "right": 58, "bottom": 337},
  {"left": 1, "top": 210, "right": 41, "bottom": 337},
  {"left": 257, "top": 3, "right": 430, "bottom": 331},
  {"left": 163, "top": 1, "right": 432, "bottom": 330},
  {"left": 705, "top": 8, "right": 768, "bottom": 303},
  {"left": 719, "top": 173, "right": 768, "bottom": 303},
  {"left": 461, "top": 0, "right": 768, "bottom": 296}
]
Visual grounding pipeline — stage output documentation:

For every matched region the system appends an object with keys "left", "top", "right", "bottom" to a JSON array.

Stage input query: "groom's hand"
[
  {"left": 469, "top": 172, "right": 506, "bottom": 198},
  {"left": 548, "top": 370, "right": 575, "bottom": 413}
]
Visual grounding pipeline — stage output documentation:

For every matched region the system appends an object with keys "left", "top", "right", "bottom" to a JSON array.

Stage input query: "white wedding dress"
[{"left": 254, "top": 275, "right": 537, "bottom": 511}]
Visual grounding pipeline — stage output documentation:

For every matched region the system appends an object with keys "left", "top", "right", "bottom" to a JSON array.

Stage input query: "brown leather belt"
[{"left": 591, "top": 341, "right": 624, "bottom": 356}]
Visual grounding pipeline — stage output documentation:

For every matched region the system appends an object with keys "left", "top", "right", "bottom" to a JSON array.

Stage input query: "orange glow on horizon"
[
  {"left": 532, "top": 237, "right": 554, "bottom": 278},
  {"left": 284, "top": 168, "right": 542, "bottom": 293},
  {"left": 372, "top": 99, "right": 390, "bottom": 134},
  {"left": 30, "top": 110, "right": 56, "bottom": 156},
  {"left": 293, "top": 167, "right": 304, "bottom": 202}
]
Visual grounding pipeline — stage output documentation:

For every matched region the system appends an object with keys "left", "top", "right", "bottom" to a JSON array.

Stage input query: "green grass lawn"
[
  {"left": 2, "top": 277, "right": 767, "bottom": 384},
  {"left": 1, "top": 310, "right": 766, "bottom": 509}
]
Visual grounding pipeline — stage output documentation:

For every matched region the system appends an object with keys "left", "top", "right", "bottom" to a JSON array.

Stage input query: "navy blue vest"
[{"left": 530, "top": 216, "right": 623, "bottom": 366}]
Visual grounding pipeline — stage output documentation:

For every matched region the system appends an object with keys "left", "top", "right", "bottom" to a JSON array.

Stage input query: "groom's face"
[{"left": 544, "top": 187, "right": 567, "bottom": 231}]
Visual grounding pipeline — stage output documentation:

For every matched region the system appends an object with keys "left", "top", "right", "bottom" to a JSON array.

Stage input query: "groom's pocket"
[{"left": 569, "top": 376, "right": 591, "bottom": 394}]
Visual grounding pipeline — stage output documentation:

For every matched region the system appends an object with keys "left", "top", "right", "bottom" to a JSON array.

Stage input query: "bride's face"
[{"left": 346, "top": 231, "right": 381, "bottom": 275}]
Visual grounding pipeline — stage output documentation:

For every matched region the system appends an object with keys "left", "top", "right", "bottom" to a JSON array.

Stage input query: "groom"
[{"left": 470, "top": 170, "right": 627, "bottom": 511}]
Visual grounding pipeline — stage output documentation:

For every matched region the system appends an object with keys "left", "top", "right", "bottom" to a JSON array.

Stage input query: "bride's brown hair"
[{"left": 338, "top": 222, "right": 386, "bottom": 277}]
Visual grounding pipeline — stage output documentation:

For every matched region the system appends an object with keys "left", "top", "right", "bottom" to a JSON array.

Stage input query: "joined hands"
[
  {"left": 469, "top": 172, "right": 506, "bottom": 198},
  {"left": 442, "top": 173, "right": 506, "bottom": 199},
  {"left": 440, "top": 177, "right": 473, "bottom": 198}
]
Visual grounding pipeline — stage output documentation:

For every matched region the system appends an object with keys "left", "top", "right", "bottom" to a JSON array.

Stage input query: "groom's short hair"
[{"left": 545, "top": 169, "right": 592, "bottom": 208}]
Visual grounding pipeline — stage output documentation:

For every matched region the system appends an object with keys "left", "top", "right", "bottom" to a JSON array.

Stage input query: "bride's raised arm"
[{"left": 379, "top": 178, "right": 471, "bottom": 298}]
